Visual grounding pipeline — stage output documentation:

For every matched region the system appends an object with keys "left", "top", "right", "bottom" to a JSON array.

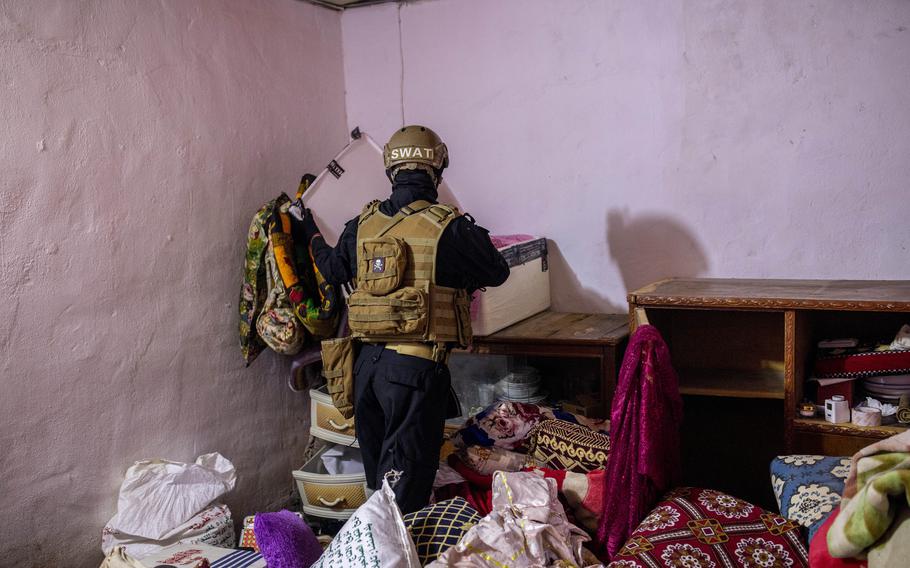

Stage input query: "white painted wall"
[
  {"left": 0, "top": 1, "right": 347, "bottom": 565},
  {"left": 343, "top": 0, "right": 910, "bottom": 312}
]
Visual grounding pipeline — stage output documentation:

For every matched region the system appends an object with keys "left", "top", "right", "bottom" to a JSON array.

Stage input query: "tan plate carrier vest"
[{"left": 347, "top": 199, "right": 473, "bottom": 352}]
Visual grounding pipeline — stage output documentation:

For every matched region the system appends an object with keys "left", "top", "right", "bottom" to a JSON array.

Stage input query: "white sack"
[
  {"left": 101, "top": 503, "right": 234, "bottom": 558},
  {"left": 98, "top": 547, "right": 146, "bottom": 568},
  {"left": 104, "top": 453, "right": 236, "bottom": 543},
  {"left": 311, "top": 472, "right": 420, "bottom": 568}
]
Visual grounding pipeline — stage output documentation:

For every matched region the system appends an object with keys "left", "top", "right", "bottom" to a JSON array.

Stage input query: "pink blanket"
[
  {"left": 594, "top": 324, "right": 684, "bottom": 560},
  {"left": 490, "top": 234, "right": 535, "bottom": 250}
]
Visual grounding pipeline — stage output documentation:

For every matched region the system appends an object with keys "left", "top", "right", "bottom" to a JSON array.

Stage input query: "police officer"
[{"left": 299, "top": 125, "right": 509, "bottom": 513}]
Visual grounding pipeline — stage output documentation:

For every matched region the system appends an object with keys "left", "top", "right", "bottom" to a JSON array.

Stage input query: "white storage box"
[
  {"left": 310, "top": 385, "right": 358, "bottom": 447},
  {"left": 293, "top": 443, "right": 372, "bottom": 520},
  {"left": 471, "top": 237, "right": 550, "bottom": 336}
]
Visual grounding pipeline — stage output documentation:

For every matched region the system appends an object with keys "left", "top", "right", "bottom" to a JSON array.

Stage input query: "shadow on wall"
[
  {"left": 547, "top": 240, "right": 625, "bottom": 314},
  {"left": 607, "top": 209, "right": 710, "bottom": 293}
]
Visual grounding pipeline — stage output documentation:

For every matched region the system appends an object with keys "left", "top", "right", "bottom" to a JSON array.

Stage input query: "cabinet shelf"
[
  {"left": 629, "top": 278, "right": 910, "bottom": 505},
  {"left": 793, "top": 417, "right": 908, "bottom": 440},
  {"left": 678, "top": 368, "right": 785, "bottom": 399}
]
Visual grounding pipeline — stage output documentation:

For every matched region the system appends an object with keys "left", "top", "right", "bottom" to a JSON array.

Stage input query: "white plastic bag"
[
  {"left": 320, "top": 445, "right": 365, "bottom": 475},
  {"left": 101, "top": 453, "right": 236, "bottom": 555}
]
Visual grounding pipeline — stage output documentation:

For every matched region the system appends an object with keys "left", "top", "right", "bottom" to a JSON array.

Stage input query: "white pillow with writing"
[{"left": 311, "top": 472, "right": 420, "bottom": 568}]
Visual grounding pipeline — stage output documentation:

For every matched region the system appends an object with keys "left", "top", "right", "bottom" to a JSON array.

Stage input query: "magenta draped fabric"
[{"left": 594, "top": 324, "right": 683, "bottom": 560}]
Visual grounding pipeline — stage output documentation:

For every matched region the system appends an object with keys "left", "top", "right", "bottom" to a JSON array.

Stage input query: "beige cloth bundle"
[{"left": 898, "top": 394, "right": 910, "bottom": 424}]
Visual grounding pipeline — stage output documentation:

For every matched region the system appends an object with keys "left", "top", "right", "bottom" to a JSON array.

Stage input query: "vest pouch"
[
  {"left": 320, "top": 336, "right": 357, "bottom": 419},
  {"left": 453, "top": 288, "right": 474, "bottom": 348},
  {"left": 357, "top": 236, "right": 407, "bottom": 296},
  {"left": 348, "top": 287, "right": 428, "bottom": 338}
]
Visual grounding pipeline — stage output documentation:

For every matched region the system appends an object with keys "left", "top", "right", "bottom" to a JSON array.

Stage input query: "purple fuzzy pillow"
[{"left": 253, "top": 510, "right": 322, "bottom": 568}]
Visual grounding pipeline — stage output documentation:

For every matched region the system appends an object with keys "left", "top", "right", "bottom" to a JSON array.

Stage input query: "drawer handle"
[
  {"left": 318, "top": 496, "right": 344, "bottom": 507},
  {"left": 328, "top": 418, "right": 354, "bottom": 431}
]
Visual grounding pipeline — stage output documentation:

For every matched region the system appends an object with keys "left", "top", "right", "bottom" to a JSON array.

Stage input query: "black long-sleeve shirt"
[{"left": 310, "top": 171, "right": 509, "bottom": 293}]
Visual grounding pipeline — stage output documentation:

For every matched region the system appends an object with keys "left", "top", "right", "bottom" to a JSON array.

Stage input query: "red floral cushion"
[{"left": 607, "top": 487, "right": 808, "bottom": 568}]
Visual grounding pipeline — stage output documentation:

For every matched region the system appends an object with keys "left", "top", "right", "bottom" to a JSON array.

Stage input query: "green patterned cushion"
[{"left": 403, "top": 497, "right": 480, "bottom": 564}]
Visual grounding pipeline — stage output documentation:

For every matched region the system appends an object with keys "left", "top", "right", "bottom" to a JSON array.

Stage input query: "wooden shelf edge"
[
  {"left": 680, "top": 386, "right": 785, "bottom": 400},
  {"left": 676, "top": 368, "right": 785, "bottom": 400},
  {"left": 793, "top": 417, "right": 909, "bottom": 439},
  {"left": 629, "top": 296, "right": 910, "bottom": 312}
]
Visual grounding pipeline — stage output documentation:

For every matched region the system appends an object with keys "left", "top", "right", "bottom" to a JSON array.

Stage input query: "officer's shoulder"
[
  {"left": 444, "top": 212, "right": 488, "bottom": 238},
  {"left": 361, "top": 200, "right": 381, "bottom": 215},
  {"left": 435, "top": 203, "right": 461, "bottom": 218},
  {"left": 357, "top": 200, "right": 382, "bottom": 224}
]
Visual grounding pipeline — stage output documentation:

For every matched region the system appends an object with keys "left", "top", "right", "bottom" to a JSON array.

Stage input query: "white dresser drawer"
[
  {"left": 310, "top": 385, "right": 358, "bottom": 447},
  {"left": 293, "top": 443, "right": 371, "bottom": 520}
]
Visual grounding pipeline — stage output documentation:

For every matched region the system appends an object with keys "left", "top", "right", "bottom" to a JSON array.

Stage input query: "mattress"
[
  {"left": 139, "top": 544, "right": 265, "bottom": 568},
  {"left": 471, "top": 236, "right": 550, "bottom": 337}
]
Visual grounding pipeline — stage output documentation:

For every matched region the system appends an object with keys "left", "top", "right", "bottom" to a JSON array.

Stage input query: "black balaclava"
[{"left": 386, "top": 169, "right": 440, "bottom": 214}]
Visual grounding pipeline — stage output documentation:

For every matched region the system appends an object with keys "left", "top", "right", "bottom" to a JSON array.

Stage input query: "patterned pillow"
[
  {"left": 403, "top": 497, "right": 481, "bottom": 565},
  {"left": 527, "top": 419, "right": 610, "bottom": 472},
  {"left": 607, "top": 487, "right": 809, "bottom": 568},
  {"left": 769, "top": 455, "right": 850, "bottom": 542}
]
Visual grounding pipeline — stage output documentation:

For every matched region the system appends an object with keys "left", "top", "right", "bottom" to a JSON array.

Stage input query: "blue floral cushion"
[{"left": 769, "top": 455, "right": 851, "bottom": 542}]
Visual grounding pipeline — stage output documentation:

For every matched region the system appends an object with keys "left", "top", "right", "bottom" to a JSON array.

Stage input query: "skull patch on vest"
[{"left": 371, "top": 257, "right": 386, "bottom": 273}]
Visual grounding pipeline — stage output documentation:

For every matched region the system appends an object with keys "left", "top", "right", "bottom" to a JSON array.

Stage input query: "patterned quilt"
[{"left": 827, "top": 451, "right": 910, "bottom": 558}]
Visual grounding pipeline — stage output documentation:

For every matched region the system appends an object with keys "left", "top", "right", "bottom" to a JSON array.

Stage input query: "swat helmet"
[{"left": 383, "top": 125, "right": 449, "bottom": 183}]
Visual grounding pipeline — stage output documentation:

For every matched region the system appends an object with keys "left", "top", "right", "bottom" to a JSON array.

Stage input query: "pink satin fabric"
[{"left": 594, "top": 324, "right": 684, "bottom": 560}]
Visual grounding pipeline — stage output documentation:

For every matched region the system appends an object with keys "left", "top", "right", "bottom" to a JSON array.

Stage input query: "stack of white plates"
[
  {"left": 494, "top": 367, "right": 547, "bottom": 403},
  {"left": 862, "top": 374, "right": 910, "bottom": 402}
]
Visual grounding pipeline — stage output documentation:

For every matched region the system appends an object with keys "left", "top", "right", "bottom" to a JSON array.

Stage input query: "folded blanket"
[
  {"left": 827, "top": 451, "right": 910, "bottom": 557},
  {"left": 898, "top": 394, "right": 910, "bottom": 425}
]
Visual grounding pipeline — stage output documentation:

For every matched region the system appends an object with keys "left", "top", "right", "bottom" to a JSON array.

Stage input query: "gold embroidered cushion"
[{"left": 526, "top": 419, "right": 611, "bottom": 473}]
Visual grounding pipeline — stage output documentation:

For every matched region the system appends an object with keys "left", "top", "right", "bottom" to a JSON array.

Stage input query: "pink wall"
[
  {"left": 342, "top": 0, "right": 910, "bottom": 312},
  {"left": 0, "top": 1, "right": 347, "bottom": 565}
]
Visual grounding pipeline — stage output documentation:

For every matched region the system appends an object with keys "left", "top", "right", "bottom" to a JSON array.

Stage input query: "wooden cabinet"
[
  {"left": 468, "top": 311, "right": 629, "bottom": 417},
  {"left": 628, "top": 278, "right": 910, "bottom": 507}
]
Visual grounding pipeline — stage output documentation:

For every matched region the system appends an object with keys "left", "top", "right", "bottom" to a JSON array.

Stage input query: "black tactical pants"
[{"left": 354, "top": 343, "right": 450, "bottom": 515}]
